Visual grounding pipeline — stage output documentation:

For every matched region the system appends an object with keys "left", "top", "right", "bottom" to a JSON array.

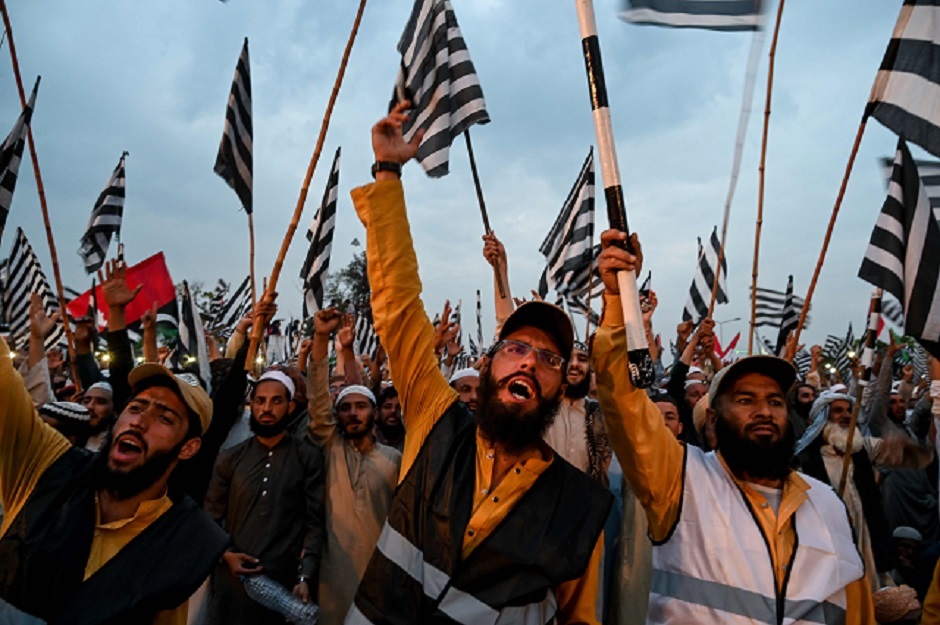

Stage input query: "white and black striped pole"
[{"left": 574, "top": 0, "right": 654, "bottom": 388}]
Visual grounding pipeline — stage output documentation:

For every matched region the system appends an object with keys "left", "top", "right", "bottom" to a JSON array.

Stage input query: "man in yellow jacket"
[{"left": 593, "top": 229, "right": 874, "bottom": 624}]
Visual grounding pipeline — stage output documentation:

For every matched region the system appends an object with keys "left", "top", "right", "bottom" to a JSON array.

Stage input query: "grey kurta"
[{"left": 307, "top": 355, "right": 401, "bottom": 625}]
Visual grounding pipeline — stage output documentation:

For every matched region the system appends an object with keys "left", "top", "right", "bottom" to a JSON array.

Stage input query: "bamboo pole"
[
  {"left": 463, "top": 130, "right": 506, "bottom": 298},
  {"left": 749, "top": 0, "right": 786, "bottom": 355},
  {"left": 247, "top": 211, "right": 257, "bottom": 311},
  {"left": 837, "top": 289, "right": 881, "bottom": 498},
  {"left": 0, "top": 0, "right": 81, "bottom": 391},
  {"left": 792, "top": 118, "right": 868, "bottom": 350},
  {"left": 245, "top": 0, "right": 368, "bottom": 369}
]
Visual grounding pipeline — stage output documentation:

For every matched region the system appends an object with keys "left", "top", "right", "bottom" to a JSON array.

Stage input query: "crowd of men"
[{"left": 2, "top": 102, "right": 940, "bottom": 625}]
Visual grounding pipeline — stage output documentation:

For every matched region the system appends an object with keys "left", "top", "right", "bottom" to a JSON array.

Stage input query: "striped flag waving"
[
  {"left": 214, "top": 37, "right": 252, "bottom": 212},
  {"left": 79, "top": 152, "right": 127, "bottom": 274},
  {"left": 867, "top": 0, "right": 940, "bottom": 158},
  {"left": 208, "top": 275, "right": 251, "bottom": 338},
  {"left": 619, "top": 0, "right": 765, "bottom": 31},
  {"left": 178, "top": 281, "right": 212, "bottom": 390},
  {"left": 2, "top": 227, "right": 65, "bottom": 351},
  {"left": 773, "top": 275, "right": 800, "bottom": 356},
  {"left": 859, "top": 138, "right": 940, "bottom": 358},
  {"left": 301, "top": 147, "right": 340, "bottom": 318},
  {"left": 538, "top": 149, "right": 595, "bottom": 304},
  {"left": 0, "top": 77, "right": 38, "bottom": 241},
  {"left": 394, "top": 0, "right": 490, "bottom": 177},
  {"left": 681, "top": 227, "right": 728, "bottom": 323}
]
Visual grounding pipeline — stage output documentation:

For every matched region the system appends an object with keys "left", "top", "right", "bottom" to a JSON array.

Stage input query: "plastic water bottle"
[{"left": 241, "top": 574, "right": 319, "bottom": 624}]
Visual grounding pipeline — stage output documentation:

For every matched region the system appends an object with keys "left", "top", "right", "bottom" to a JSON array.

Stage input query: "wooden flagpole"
[
  {"left": 463, "top": 130, "right": 507, "bottom": 298},
  {"left": 575, "top": 0, "right": 654, "bottom": 388},
  {"left": 792, "top": 117, "right": 868, "bottom": 351},
  {"left": 247, "top": 211, "right": 258, "bottom": 311},
  {"left": 837, "top": 289, "right": 881, "bottom": 498},
  {"left": 749, "top": 0, "right": 786, "bottom": 355},
  {"left": 0, "top": 0, "right": 81, "bottom": 391},
  {"left": 245, "top": 0, "right": 368, "bottom": 369}
]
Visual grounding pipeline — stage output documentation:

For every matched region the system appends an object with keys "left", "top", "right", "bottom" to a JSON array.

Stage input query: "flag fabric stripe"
[
  {"left": 619, "top": 0, "right": 764, "bottom": 31},
  {"left": 0, "top": 78, "right": 38, "bottom": 238},
  {"left": 868, "top": 1, "right": 940, "bottom": 158},
  {"left": 79, "top": 153, "right": 127, "bottom": 274},
  {"left": 179, "top": 281, "right": 212, "bottom": 391},
  {"left": 752, "top": 283, "right": 811, "bottom": 329},
  {"left": 773, "top": 275, "right": 800, "bottom": 355},
  {"left": 538, "top": 149, "right": 595, "bottom": 304},
  {"left": 860, "top": 138, "right": 940, "bottom": 357},
  {"left": 354, "top": 310, "right": 380, "bottom": 360},
  {"left": 394, "top": 0, "right": 490, "bottom": 178},
  {"left": 209, "top": 275, "right": 251, "bottom": 338},
  {"left": 681, "top": 227, "right": 728, "bottom": 324},
  {"left": 301, "top": 147, "right": 340, "bottom": 318},
  {"left": 2, "top": 228, "right": 65, "bottom": 351},
  {"left": 214, "top": 38, "right": 253, "bottom": 212}
]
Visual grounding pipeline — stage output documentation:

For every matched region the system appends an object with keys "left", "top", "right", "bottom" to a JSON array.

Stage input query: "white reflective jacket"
[{"left": 649, "top": 449, "right": 865, "bottom": 625}]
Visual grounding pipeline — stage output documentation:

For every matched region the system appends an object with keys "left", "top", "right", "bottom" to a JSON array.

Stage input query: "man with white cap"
[
  {"left": 204, "top": 368, "right": 325, "bottom": 625},
  {"left": 594, "top": 228, "right": 873, "bottom": 623},
  {"left": 344, "top": 104, "right": 613, "bottom": 625},
  {"left": 304, "top": 308, "right": 401, "bottom": 625},
  {"left": 83, "top": 381, "right": 115, "bottom": 452},
  {"left": 450, "top": 367, "right": 480, "bottom": 413},
  {"left": 0, "top": 334, "right": 229, "bottom": 624}
]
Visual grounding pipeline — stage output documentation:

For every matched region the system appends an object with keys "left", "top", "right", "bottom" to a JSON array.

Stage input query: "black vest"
[
  {"left": 0, "top": 447, "right": 229, "bottom": 625},
  {"left": 351, "top": 402, "right": 613, "bottom": 625}
]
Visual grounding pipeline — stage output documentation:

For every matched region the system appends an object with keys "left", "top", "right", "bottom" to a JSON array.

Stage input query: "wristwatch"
[
  {"left": 297, "top": 575, "right": 310, "bottom": 584},
  {"left": 371, "top": 160, "right": 402, "bottom": 179}
]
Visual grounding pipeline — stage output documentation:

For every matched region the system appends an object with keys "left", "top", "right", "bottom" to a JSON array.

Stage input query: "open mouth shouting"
[
  {"left": 503, "top": 374, "right": 540, "bottom": 404},
  {"left": 111, "top": 432, "right": 147, "bottom": 464}
]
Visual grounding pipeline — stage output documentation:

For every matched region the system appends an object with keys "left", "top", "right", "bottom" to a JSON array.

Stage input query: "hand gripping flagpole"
[
  {"left": 245, "top": 0, "right": 368, "bottom": 370},
  {"left": 574, "top": 0, "right": 653, "bottom": 388},
  {"left": 837, "top": 288, "right": 881, "bottom": 498}
]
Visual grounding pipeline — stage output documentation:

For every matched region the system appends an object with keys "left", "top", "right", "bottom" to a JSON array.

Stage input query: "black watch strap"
[{"left": 371, "top": 160, "right": 402, "bottom": 179}]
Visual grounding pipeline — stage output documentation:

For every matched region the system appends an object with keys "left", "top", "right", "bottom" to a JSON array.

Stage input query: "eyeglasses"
[{"left": 491, "top": 340, "right": 566, "bottom": 370}]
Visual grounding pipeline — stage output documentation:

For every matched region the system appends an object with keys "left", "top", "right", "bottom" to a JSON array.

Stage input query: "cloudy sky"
[{"left": 0, "top": 0, "right": 914, "bottom": 352}]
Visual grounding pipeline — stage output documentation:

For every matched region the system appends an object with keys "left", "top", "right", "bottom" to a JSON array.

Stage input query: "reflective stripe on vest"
[
  {"left": 651, "top": 569, "right": 846, "bottom": 625},
  {"left": 649, "top": 449, "right": 862, "bottom": 625},
  {"left": 367, "top": 521, "right": 557, "bottom": 625}
]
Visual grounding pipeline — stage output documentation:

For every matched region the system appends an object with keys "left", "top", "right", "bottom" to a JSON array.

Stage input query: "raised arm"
[
  {"left": 338, "top": 313, "right": 364, "bottom": 387},
  {"left": 99, "top": 259, "right": 141, "bottom": 412},
  {"left": 482, "top": 232, "right": 514, "bottom": 336},
  {"left": 349, "top": 102, "right": 457, "bottom": 467},
  {"left": 306, "top": 308, "right": 342, "bottom": 446},
  {"left": 591, "top": 229, "right": 684, "bottom": 541}
]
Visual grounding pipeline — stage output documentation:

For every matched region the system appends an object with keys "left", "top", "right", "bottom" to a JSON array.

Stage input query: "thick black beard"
[
  {"left": 475, "top": 369, "right": 561, "bottom": 454},
  {"left": 715, "top": 410, "right": 795, "bottom": 482},
  {"left": 340, "top": 414, "right": 376, "bottom": 440},
  {"left": 793, "top": 401, "right": 813, "bottom": 422},
  {"left": 89, "top": 415, "right": 115, "bottom": 436},
  {"left": 249, "top": 413, "right": 290, "bottom": 438},
  {"left": 96, "top": 438, "right": 182, "bottom": 500},
  {"left": 564, "top": 374, "right": 591, "bottom": 400},
  {"left": 376, "top": 419, "right": 405, "bottom": 442}
]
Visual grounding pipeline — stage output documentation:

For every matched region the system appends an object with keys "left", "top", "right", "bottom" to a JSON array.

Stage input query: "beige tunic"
[
  {"left": 307, "top": 356, "right": 401, "bottom": 625},
  {"left": 543, "top": 397, "right": 590, "bottom": 473}
]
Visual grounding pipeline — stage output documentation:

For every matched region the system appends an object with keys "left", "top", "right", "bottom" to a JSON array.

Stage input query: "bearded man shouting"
[{"left": 344, "top": 102, "right": 612, "bottom": 625}]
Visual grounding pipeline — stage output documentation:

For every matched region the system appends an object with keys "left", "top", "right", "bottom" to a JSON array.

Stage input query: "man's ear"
[
  {"left": 478, "top": 356, "right": 490, "bottom": 375},
  {"left": 288, "top": 400, "right": 297, "bottom": 415},
  {"left": 705, "top": 407, "right": 716, "bottom": 426},
  {"left": 178, "top": 437, "right": 202, "bottom": 461}
]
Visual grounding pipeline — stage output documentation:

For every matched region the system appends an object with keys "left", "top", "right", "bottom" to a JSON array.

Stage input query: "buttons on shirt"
[
  {"left": 481, "top": 488, "right": 489, "bottom": 495},
  {"left": 492, "top": 496, "right": 499, "bottom": 503},
  {"left": 262, "top": 490, "right": 268, "bottom": 496},
  {"left": 760, "top": 502, "right": 769, "bottom": 509},
  {"left": 265, "top": 463, "right": 271, "bottom": 469},
  {"left": 467, "top": 529, "right": 475, "bottom": 537},
  {"left": 486, "top": 452, "right": 494, "bottom": 460},
  {"left": 263, "top": 477, "right": 268, "bottom": 482},
  {"left": 514, "top": 468, "right": 521, "bottom": 474},
  {"left": 268, "top": 451, "right": 273, "bottom": 457}
]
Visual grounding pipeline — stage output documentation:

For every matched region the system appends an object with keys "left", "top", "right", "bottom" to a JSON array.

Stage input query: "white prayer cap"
[
  {"left": 685, "top": 378, "right": 706, "bottom": 389},
  {"left": 689, "top": 366, "right": 704, "bottom": 376},
  {"left": 450, "top": 368, "right": 479, "bottom": 385},
  {"left": 336, "top": 385, "right": 376, "bottom": 407},
  {"left": 87, "top": 381, "right": 113, "bottom": 395},
  {"left": 893, "top": 526, "right": 923, "bottom": 542},
  {"left": 256, "top": 370, "right": 296, "bottom": 399}
]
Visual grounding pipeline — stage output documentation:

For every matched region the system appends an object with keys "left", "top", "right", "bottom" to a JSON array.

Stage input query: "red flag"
[
  {"left": 67, "top": 252, "right": 176, "bottom": 328},
  {"left": 715, "top": 332, "right": 741, "bottom": 361}
]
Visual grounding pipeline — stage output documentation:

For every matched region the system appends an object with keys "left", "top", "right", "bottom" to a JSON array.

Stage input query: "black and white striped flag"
[
  {"left": 752, "top": 283, "right": 810, "bottom": 328},
  {"left": 394, "top": 0, "right": 490, "bottom": 178},
  {"left": 859, "top": 138, "right": 940, "bottom": 359},
  {"left": 79, "top": 152, "right": 127, "bottom": 274},
  {"left": 681, "top": 227, "right": 728, "bottom": 324},
  {"left": 793, "top": 348, "right": 812, "bottom": 378},
  {"left": 538, "top": 149, "right": 595, "bottom": 303},
  {"left": 823, "top": 324, "right": 855, "bottom": 382},
  {"left": 2, "top": 228, "right": 65, "bottom": 351},
  {"left": 354, "top": 310, "right": 380, "bottom": 360},
  {"left": 867, "top": 0, "right": 940, "bottom": 158},
  {"left": 476, "top": 289, "right": 483, "bottom": 355},
  {"left": 301, "top": 147, "right": 340, "bottom": 318},
  {"left": 568, "top": 294, "right": 601, "bottom": 328},
  {"left": 0, "top": 77, "right": 38, "bottom": 240},
  {"left": 773, "top": 275, "right": 800, "bottom": 356},
  {"left": 209, "top": 275, "right": 251, "bottom": 338},
  {"left": 214, "top": 37, "right": 253, "bottom": 212},
  {"left": 178, "top": 281, "right": 212, "bottom": 390},
  {"left": 619, "top": 0, "right": 765, "bottom": 31},
  {"left": 882, "top": 297, "right": 905, "bottom": 332}
]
